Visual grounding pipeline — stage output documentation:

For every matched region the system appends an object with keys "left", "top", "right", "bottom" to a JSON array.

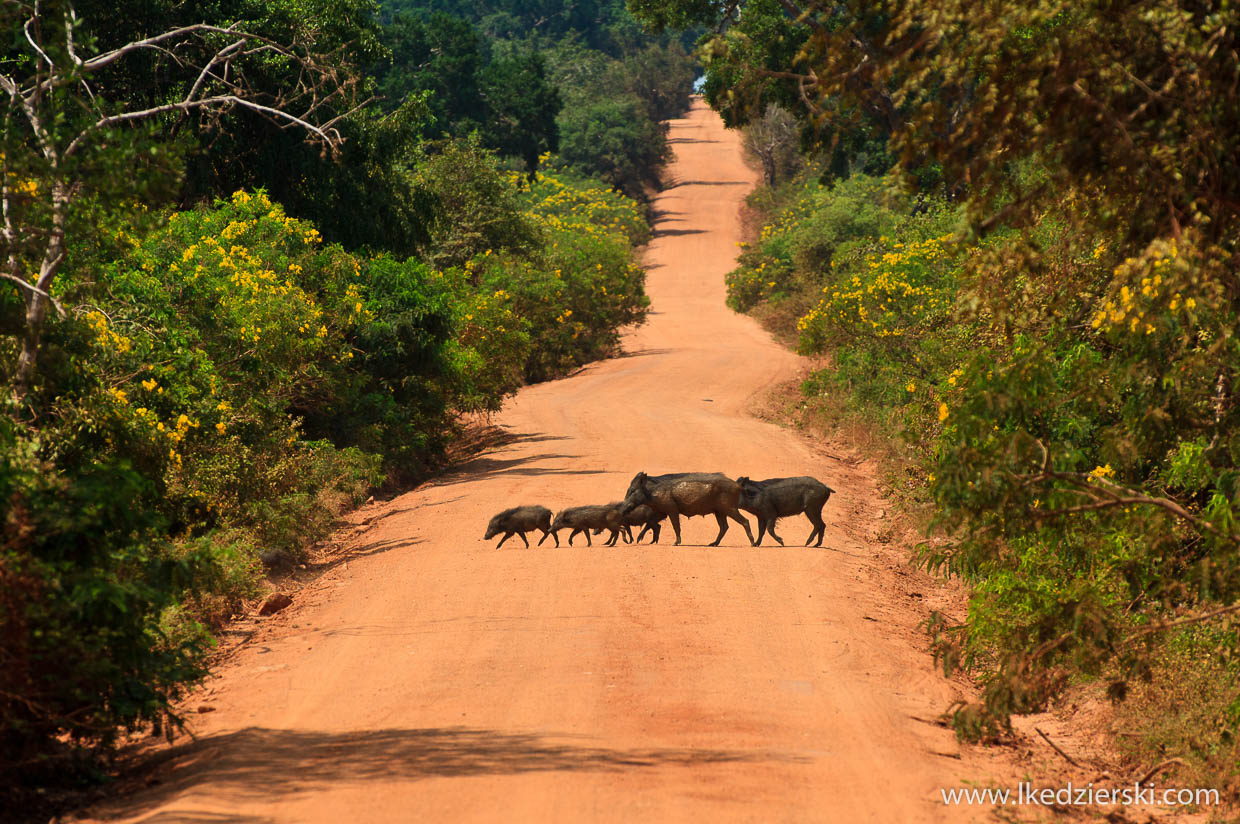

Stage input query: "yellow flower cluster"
[
  {"left": 1089, "top": 463, "right": 1115, "bottom": 480},
  {"left": 181, "top": 204, "right": 345, "bottom": 348},
  {"left": 1090, "top": 239, "right": 1194, "bottom": 334},
  {"left": 797, "top": 234, "right": 954, "bottom": 338},
  {"left": 521, "top": 171, "right": 645, "bottom": 246},
  {"left": 85, "top": 310, "right": 133, "bottom": 354}
]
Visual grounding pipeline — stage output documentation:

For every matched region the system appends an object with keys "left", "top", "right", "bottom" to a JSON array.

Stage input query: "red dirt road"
[{"left": 89, "top": 101, "right": 1011, "bottom": 824}]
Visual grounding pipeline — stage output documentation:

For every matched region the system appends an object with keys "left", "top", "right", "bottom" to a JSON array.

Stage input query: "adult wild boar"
[
  {"left": 542, "top": 504, "right": 628, "bottom": 547},
  {"left": 484, "top": 505, "right": 556, "bottom": 548},
  {"left": 621, "top": 472, "right": 755, "bottom": 547},
  {"left": 736, "top": 476, "right": 833, "bottom": 547}
]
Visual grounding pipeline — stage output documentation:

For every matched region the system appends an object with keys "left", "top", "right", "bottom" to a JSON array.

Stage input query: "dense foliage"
[
  {"left": 376, "top": 0, "right": 695, "bottom": 200},
  {"left": 637, "top": 0, "right": 1240, "bottom": 785}
]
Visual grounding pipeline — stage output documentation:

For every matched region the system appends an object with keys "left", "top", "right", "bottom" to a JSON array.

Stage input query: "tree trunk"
[
  {"left": 761, "top": 152, "right": 776, "bottom": 188},
  {"left": 12, "top": 183, "right": 67, "bottom": 401}
]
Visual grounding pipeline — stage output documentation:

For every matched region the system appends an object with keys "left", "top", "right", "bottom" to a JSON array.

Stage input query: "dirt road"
[{"left": 91, "top": 100, "right": 1010, "bottom": 824}]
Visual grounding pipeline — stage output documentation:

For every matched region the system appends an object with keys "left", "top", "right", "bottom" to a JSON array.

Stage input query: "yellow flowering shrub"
[{"left": 797, "top": 232, "right": 957, "bottom": 350}]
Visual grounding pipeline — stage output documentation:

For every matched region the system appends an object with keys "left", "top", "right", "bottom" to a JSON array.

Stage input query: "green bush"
[
  {"left": 556, "top": 96, "right": 672, "bottom": 200},
  {"left": 726, "top": 175, "right": 905, "bottom": 312},
  {"left": 474, "top": 168, "right": 651, "bottom": 381},
  {"left": 1, "top": 420, "right": 213, "bottom": 780}
]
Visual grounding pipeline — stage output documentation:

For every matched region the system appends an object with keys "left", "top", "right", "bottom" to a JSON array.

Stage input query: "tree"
[
  {"left": 557, "top": 96, "right": 670, "bottom": 199},
  {"left": 542, "top": 40, "right": 685, "bottom": 198},
  {"left": 621, "top": 42, "right": 695, "bottom": 122},
  {"left": 478, "top": 51, "right": 561, "bottom": 174},
  {"left": 1, "top": 0, "right": 364, "bottom": 400},
  {"left": 742, "top": 103, "right": 801, "bottom": 186},
  {"left": 375, "top": 11, "right": 488, "bottom": 127}
]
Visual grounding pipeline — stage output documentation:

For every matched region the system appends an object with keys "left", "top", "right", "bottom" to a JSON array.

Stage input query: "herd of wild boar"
[{"left": 484, "top": 472, "right": 834, "bottom": 549}]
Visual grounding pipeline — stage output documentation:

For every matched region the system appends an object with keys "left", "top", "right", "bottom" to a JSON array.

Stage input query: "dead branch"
[
  {"left": 1135, "top": 757, "right": 1187, "bottom": 785},
  {"left": 1127, "top": 603, "right": 1240, "bottom": 642},
  {"left": 1035, "top": 726, "right": 1082, "bottom": 767},
  {"left": 0, "top": 273, "right": 65, "bottom": 316},
  {"left": 1010, "top": 455, "right": 1238, "bottom": 546}
]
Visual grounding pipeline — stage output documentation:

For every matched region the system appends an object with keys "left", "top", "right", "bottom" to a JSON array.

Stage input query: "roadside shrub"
[
  {"left": 556, "top": 96, "right": 671, "bottom": 200},
  {"left": 726, "top": 174, "right": 904, "bottom": 312},
  {"left": 0, "top": 421, "right": 212, "bottom": 782},
  {"left": 412, "top": 137, "right": 539, "bottom": 269},
  {"left": 473, "top": 168, "right": 650, "bottom": 381}
]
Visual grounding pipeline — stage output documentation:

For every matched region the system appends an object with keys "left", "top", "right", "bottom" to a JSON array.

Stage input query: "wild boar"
[
  {"left": 736, "top": 476, "right": 833, "bottom": 547},
  {"left": 484, "top": 505, "right": 556, "bottom": 548},
  {"left": 621, "top": 472, "right": 755, "bottom": 546},
  {"left": 624, "top": 503, "right": 666, "bottom": 545},
  {"left": 543, "top": 504, "right": 628, "bottom": 547},
  {"left": 595, "top": 502, "right": 666, "bottom": 546}
]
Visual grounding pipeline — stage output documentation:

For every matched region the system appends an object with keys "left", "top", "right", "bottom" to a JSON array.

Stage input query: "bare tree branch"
[
  {"left": 184, "top": 38, "right": 248, "bottom": 104},
  {"left": 63, "top": 5, "right": 84, "bottom": 67},
  {"left": 0, "top": 273, "right": 64, "bottom": 317},
  {"left": 65, "top": 93, "right": 354, "bottom": 158},
  {"left": 24, "top": 4, "right": 55, "bottom": 72},
  {"left": 78, "top": 22, "right": 246, "bottom": 76}
]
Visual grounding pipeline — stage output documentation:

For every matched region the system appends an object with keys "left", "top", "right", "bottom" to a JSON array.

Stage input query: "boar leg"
[
  {"left": 496, "top": 532, "right": 514, "bottom": 548},
  {"left": 767, "top": 517, "right": 785, "bottom": 546},
  {"left": 710, "top": 511, "right": 730, "bottom": 546},
  {"left": 805, "top": 509, "right": 826, "bottom": 547},
  {"left": 727, "top": 508, "right": 757, "bottom": 546},
  {"left": 668, "top": 511, "right": 683, "bottom": 545}
]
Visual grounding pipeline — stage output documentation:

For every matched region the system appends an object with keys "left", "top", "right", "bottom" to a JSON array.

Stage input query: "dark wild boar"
[
  {"left": 596, "top": 503, "right": 667, "bottom": 546},
  {"left": 624, "top": 503, "right": 666, "bottom": 545},
  {"left": 736, "top": 476, "right": 833, "bottom": 547},
  {"left": 621, "top": 472, "right": 755, "bottom": 546},
  {"left": 543, "top": 504, "right": 629, "bottom": 547},
  {"left": 484, "top": 505, "right": 556, "bottom": 548}
]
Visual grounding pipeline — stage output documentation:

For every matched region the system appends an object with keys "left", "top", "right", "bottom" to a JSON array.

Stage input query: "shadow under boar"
[
  {"left": 736, "top": 476, "right": 833, "bottom": 547},
  {"left": 621, "top": 472, "right": 755, "bottom": 547},
  {"left": 484, "top": 505, "right": 556, "bottom": 548}
]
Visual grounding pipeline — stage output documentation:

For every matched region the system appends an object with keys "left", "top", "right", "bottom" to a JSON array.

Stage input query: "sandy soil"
[{"left": 80, "top": 100, "right": 1025, "bottom": 824}]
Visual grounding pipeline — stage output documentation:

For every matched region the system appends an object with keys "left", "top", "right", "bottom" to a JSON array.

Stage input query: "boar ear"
[{"left": 737, "top": 476, "right": 749, "bottom": 485}]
